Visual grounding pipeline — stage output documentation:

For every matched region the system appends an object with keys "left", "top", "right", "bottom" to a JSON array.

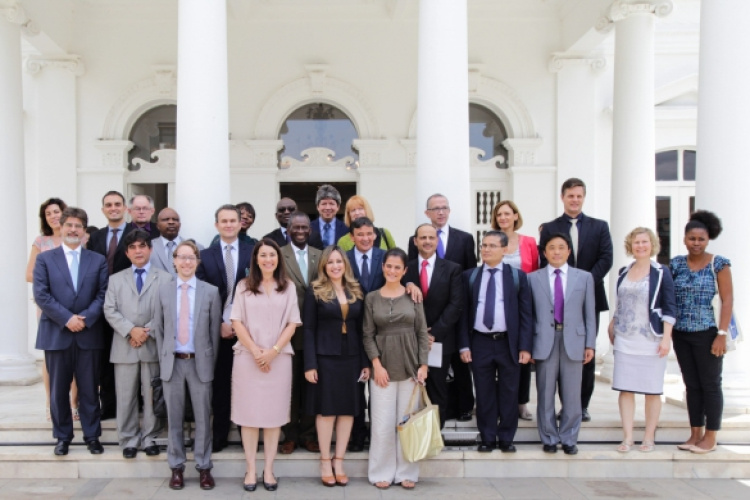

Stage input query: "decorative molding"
[
  {"left": 243, "top": 139, "right": 285, "bottom": 169},
  {"left": 93, "top": 140, "right": 135, "bottom": 171},
  {"left": 131, "top": 148, "right": 175, "bottom": 171},
  {"left": 1, "top": 2, "right": 38, "bottom": 36},
  {"left": 399, "top": 139, "right": 417, "bottom": 167},
  {"left": 280, "top": 147, "right": 355, "bottom": 170},
  {"left": 352, "top": 139, "right": 389, "bottom": 168},
  {"left": 597, "top": 1, "right": 673, "bottom": 33},
  {"left": 470, "top": 147, "right": 505, "bottom": 168},
  {"left": 25, "top": 55, "right": 85, "bottom": 77},
  {"left": 502, "top": 138, "right": 543, "bottom": 167},
  {"left": 304, "top": 64, "right": 328, "bottom": 93},
  {"left": 548, "top": 54, "right": 606, "bottom": 74}
]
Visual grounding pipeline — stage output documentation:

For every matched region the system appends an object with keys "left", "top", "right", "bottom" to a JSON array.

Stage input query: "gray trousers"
[
  {"left": 535, "top": 330, "right": 583, "bottom": 447},
  {"left": 163, "top": 357, "right": 213, "bottom": 471},
  {"left": 114, "top": 361, "right": 162, "bottom": 449}
]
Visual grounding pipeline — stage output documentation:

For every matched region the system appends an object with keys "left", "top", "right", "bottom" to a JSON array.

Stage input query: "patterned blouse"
[{"left": 670, "top": 254, "right": 730, "bottom": 332}]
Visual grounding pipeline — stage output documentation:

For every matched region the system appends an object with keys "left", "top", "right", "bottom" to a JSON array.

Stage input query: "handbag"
[
  {"left": 397, "top": 383, "right": 444, "bottom": 463},
  {"left": 710, "top": 256, "right": 743, "bottom": 351}
]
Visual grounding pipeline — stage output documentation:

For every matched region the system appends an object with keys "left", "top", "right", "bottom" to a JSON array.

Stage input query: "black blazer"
[
  {"left": 196, "top": 240, "right": 254, "bottom": 306},
  {"left": 539, "top": 212, "right": 613, "bottom": 312},
  {"left": 87, "top": 222, "right": 136, "bottom": 275},
  {"left": 404, "top": 258, "right": 464, "bottom": 355},
  {"left": 408, "top": 225, "right": 477, "bottom": 272},
  {"left": 263, "top": 228, "right": 289, "bottom": 247},
  {"left": 616, "top": 261, "right": 677, "bottom": 336},
  {"left": 310, "top": 217, "right": 348, "bottom": 250},
  {"left": 347, "top": 247, "right": 385, "bottom": 294},
  {"left": 458, "top": 264, "right": 533, "bottom": 364},
  {"left": 303, "top": 288, "right": 368, "bottom": 371}
]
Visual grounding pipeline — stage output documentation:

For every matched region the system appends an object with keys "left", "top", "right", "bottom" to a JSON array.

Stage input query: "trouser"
[
  {"left": 98, "top": 326, "right": 116, "bottom": 416},
  {"left": 672, "top": 328, "right": 724, "bottom": 430},
  {"left": 518, "top": 363, "right": 531, "bottom": 405},
  {"left": 114, "top": 361, "right": 162, "bottom": 449},
  {"left": 447, "top": 351, "right": 475, "bottom": 417},
  {"left": 425, "top": 351, "right": 452, "bottom": 428},
  {"left": 281, "top": 348, "right": 316, "bottom": 444},
  {"left": 350, "top": 381, "right": 369, "bottom": 444}
]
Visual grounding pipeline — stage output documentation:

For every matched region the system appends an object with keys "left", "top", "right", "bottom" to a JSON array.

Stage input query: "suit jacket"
[
  {"left": 528, "top": 267, "right": 596, "bottom": 362},
  {"left": 347, "top": 247, "right": 385, "bottom": 294},
  {"left": 310, "top": 217, "right": 348, "bottom": 250},
  {"left": 264, "top": 227, "right": 323, "bottom": 250},
  {"left": 196, "top": 240, "right": 254, "bottom": 307},
  {"left": 88, "top": 223, "right": 136, "bottom": 275},
  {"left": 408, "top": 225, "right": 477, "bottom": 272},
  {"left": 33, "top": 246, "right": 109, "bottom": 351},
  {"left": 404, "top": 257, "right": 464, "bottom": 355},
  {"left": 303, "top": 289, "right": 369, "bottom": 371},
  {"left": 153, "top": 279, "right": 222, "bottom": 383},
  {"left": 616, "top": 261, "right": 677, "bottom": 336},
  {"left": 281, "top": 244, "right": 322, "bottom": 350},
  {"left": 457, "top": 263, "right": 533, "bottom": 364},
  {"left": 133, "top": 224, "right": 160, "bottom": 240},
  {"left": 150, "top": 237, "right": 204, "bottom": 277},
  {"left": 539, "top": 213, "right": 613, "bottom": 312},
  {"left": 104, "top": 266, "right": 173, "bottom": 363}
]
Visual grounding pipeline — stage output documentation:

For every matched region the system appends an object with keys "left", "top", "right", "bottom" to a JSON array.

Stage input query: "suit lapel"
[
  {"left": 539, "top": 269, "right": 554, "bottom": 306},
  {"left": 370, "top": 250, "right": 384, "bottom": 290},
  {"left": 576, "top": 215, "right": 589, "bottom": 259},
  {"left": 194, "top": 280, "right": 205, "bottom": 328},
  {"left": 564, "top": 268, "right": 578, "bottom": 301},
  {"left": 471, "top": 264, "right": 484, "bottom": 324},
  {"left": 53, "top": 247, "right": 76, "bottom": 291},
  {"left": 283, "top": 247, "right": 305, "bottom": 285},
  {"left": 140, "top": 269, "right": 159, "bottom": 295},
  {"left": 308, "top": 250, "right": 319, "bottom": 283}
]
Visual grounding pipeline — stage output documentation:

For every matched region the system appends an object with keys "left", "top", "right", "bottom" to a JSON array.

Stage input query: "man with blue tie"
[
  {"left": 33, "top": 207, "right": 108, "bottom": 456},
  {"left": 458, "top": 231, "right": 532, "bottom": 453},
  {"left": 310, "top": 184, "right": 348, "bottom": 250}
]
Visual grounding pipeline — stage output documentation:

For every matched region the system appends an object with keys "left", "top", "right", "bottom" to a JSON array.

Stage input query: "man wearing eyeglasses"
[{"left": 128, "top": 194, "right": 160, "bottom": 239}]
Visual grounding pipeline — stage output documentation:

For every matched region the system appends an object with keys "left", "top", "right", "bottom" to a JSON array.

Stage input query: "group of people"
[{"left": 29, "top": 179, "right": 732, "bottom": 492}]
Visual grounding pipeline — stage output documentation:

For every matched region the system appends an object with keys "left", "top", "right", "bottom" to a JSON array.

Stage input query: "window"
[
  {"left": 654, "top": 148, "right": 696, "bottom": 181},
  {"left": 128, "top": 105, "right": 177, "bottom": 171},
  {"left": 469, "top": 103, "right": 508, "bottom": 168},
  {"left": 278, "top": 103, "right": 358, "bottom": 164}
]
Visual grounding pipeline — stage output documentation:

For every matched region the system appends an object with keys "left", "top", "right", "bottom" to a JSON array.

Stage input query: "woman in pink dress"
[{"left": 231, "top": 239, "right": 301, "bottom": 492}]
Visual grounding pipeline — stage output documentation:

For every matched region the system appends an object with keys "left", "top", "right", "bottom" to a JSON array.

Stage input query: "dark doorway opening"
[{"left": 280, "top": 182, "right": 356, "bottom": 221}]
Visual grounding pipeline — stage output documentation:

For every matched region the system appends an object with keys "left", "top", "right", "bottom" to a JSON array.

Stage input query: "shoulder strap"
[
  {"left": 468, "top": 267, "right": 481, "bottom": 288},
  {"left": 511, "top": 266, "right": 519, "bottom": 294}
]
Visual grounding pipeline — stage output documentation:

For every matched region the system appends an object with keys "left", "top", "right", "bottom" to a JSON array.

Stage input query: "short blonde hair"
[
  {"left": 344, "top": 195, "right": 375, "bottom": 226},
  {"left": 490, "top": 200, "right": 524, "bottom": 231},
  {"left": 624, "top": 227, "right": 660, "bottom": 257}
]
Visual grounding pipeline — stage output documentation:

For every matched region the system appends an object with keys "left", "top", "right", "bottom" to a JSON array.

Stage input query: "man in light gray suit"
[
  {"left": 150, "top": 207, "right": 203, "bottom": 276},
  {"left": 529, "top": 232, "right": 596, "bottom": 455},
  {"left": 153, "top": 240, "right": 222, "bottom": 491},
  {"left": 104, "top": 229, "right": 172, "bottom": 459}
]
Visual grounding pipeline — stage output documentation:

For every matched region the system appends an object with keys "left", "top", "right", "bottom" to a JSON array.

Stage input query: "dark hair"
[
  {"left": 60, "top": 207, "right": 88, "bottom": 228},
  {"left": 561, "top": 178, "right": 586, "bottom": 196},
  {"left": 287, "top": 211, "right": 311, "bottom": 229},
  {"left": 38, "top": 198, "right": 67, "bottom": 236},
  {"left": 413, "top": 223, "right": 436, "bottom": 238},
  {"left": 483, "top": 230, "right": 508, "bottom": 247},
  {"left": 236, "top": 202, "right": 256, "bottom": 218},
  {"left": 122, "top": 229, "right": 153, "bottom": 249},
  {"left": 685, "top": 210, "right": 723, "bottom": 240},
  {"left": 544, "top": 232, "right": 572, "bottom": 250},
  {"left": 349, "top": 217, "right": 375, "bottom": 233},
  {"left": 244, "top": 239, "right": 289, "bottom": 294},
  {"left": 383, "top": 247, "right": 408, "bottom": 267},
  {"left": 101, "top": 190, "right": 125, "bottom": 205},
  {"left": 214, "top": 204, "right": 241, "bottom": 222}
]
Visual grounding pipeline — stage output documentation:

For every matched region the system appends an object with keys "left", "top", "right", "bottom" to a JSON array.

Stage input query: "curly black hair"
[{"left": 685, "top": 210, "right": 723, "bottom": 240}]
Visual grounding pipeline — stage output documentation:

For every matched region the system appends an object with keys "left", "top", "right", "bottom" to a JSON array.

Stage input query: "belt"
[
  {"left": 174, "top": 352, "right": 195, "bottom": 359},
  {"left": 555, "top": 322, "right": 564, "bottom": 332},
  {"left": 474, "top": 329, "right": 507, "bottom": 340}
]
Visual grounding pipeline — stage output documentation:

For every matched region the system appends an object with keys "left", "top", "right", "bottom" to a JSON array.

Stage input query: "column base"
[{"left": 0, "top": 356, "right": 41, "bottom": 386}]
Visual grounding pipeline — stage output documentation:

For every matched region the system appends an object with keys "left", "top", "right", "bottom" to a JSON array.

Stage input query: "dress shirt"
[
  {"left": 106, "top": 221, "right": 128, "bottom": 248},
  {"left": 473, "top": 263, "right": 507, "bottom": 333},
  {"left": 175, "top": 276, "right": 197, "bottom": 353},
  {"left": 318, "top": 218, "right": 335, "bottom": 246},
  {"left": 131, "top": 262, "right": 151, "bottom": 287},
  {"left": 220, "top": 238, "right": 239, "bottom": 270},
  {"left": 62, "top": 243, "right": 81, "bottom": 270},
  {"left": 418, "top": 254, "right": 436, "bottom": 286},
  {"left": 548, "top": 263, "right": 569, "bottom": 298},
  {"left": 436, "top": 224, "right": 450, "bottom": 252},
  {"left": 354, "top": 247, "right": 374, "bottom": 274},
  {"left": 292, "top": 243, "right": 309, "bottom": 269},
  {"left": 280, "top": 227, "right": 288, "bottom": 240},
  {"left": 161, "top": 235, "right": 182, "bottom": 259}
]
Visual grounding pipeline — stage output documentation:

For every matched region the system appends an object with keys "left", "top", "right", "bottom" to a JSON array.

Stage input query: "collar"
[
  {"left": 135, "top": 222, "right": 152, "bottom": 232},
  {"left": 109, "top": 221, "right": 127, "bottom": 232},
  {"left": 418, "top": 254, "right": 436, "bottom": 268},
  {"left": 132, "top": 262, "right": 151, "bottom": 274},
  {"left": 220, "top": 238, "right": 238, "bottom": 252},
  {"left": 177, "top": 275, "right": 197, "bottom": 290},
  {"left": 354, "top": 247, "right": 373, "bottom": 260},
  {"left": 548, "top": 263, "right": 569, "bottom": 277},
  {"left": 564, "top": 212, "right": 586, "bottom": 223},
  {"left": 292, "top": 244, "right": 308, "bottom": 253},
  {"left": 485, "top": 261, "right": 503, "bottom": 272},
  {"left": 62, "top": 242, "right": 81, "bottom": 254},
  {"left": 436, "top": 224, "right": 450, "bottom": 234}
]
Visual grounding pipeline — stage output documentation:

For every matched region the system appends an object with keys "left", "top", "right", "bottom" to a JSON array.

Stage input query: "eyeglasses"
[
  {"left": 277, "top": 206, "right": 296, "bottom": 213},
  {"left": 131, "top": 207, "right": 153, "bottom": 212},
  {"left": 63, "top": 223, "right": 84, "bottom": 229},
  {"left": 480, "top": 243, "right": 503, "bottom": 250},
  {"left": 174, "top": 255, "right": 198, "bottom": 262},
  {"left": 426, "top": 206, "right": 450, "bottom": 213}
]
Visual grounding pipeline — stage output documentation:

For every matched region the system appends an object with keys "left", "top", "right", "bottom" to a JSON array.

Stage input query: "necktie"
[
  {"left": 166, "top": 240, "right": 175, "bottom": 269},
  {"left": 178, "top": 283, "right": 190, "bottom": 346},
  {"left": 323, "top": 222, "right": 332, "bottom": 246},
  {"left": 436, "top": 228, "right": 445, "bottom": 259},
  {"left": 224, "top": 244, "right": 235, "bottom": 308},
  {"left": 297, "top": 249, "right": 307, "bottom": 285},
  {"left": 361, "top": 254, "right": 370, "bottom": 288},
  {"left": 107, "top": 228, "right": 120, "bottom": 275},
  {"left": 135, "top": 269, "right": 145, "bottom": 294},
  {"left": 69, "top": 251, "right": 79, "bottom": 292},
  {"left": 483, "top": 268, "right": 498, "bottom": 330},
  {"left": 420, "top": 260, "right": 430, "bottom": 297},
  {"left": 285, "top": 229, "right": 291, "bottom": 244},
  {"left": 569, "top": 218, "right": 578, "bottom": 266},
  {"left": 554, "top": 269, "right": 564, "bottom": 324}
]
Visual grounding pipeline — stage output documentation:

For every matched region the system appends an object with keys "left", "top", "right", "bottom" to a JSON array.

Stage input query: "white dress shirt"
[
  {"left": 473, "top": 262, "right": 507, "bottom": 333},
  {"left": 354, "top": 247, "right": 374, "bottom": 274},
  {"left": 547, "top": 263, "right": 569, "bottom": 298}
]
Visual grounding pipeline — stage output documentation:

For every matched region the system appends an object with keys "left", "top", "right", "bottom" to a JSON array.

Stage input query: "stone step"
[{"left": 1, "top": 444, "right": 748, "bottom": 480}]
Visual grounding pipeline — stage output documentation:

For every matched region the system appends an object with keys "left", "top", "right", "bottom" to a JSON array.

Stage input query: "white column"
[
  {"left": 0, "top": 5, "right": 40, "bottom": 384},
  {"left": 415, "top": 0, "right": 470, "bottom": 229},
  {"left": 695, "top": 0, "right": 750, "bottom": 411},
  {"left": 175, "top": 0, "right": 230, "bottom": 246}
]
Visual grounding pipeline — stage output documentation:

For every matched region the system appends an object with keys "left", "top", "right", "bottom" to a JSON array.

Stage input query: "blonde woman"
[{"left": 337, "top": 195, "right": 396, "bottom": 251}]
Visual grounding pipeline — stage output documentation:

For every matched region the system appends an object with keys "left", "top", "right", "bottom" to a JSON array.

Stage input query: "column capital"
[
  {"left": 25, "top": 55, "right": 86, "bottom": 77},
  {"left": 596, "top": 1, "right": 673, "bottom": 33},
  {"left": 548, "top": 54, "right": 607, "bottom": 74},
  {"left": 502, "top": 138, "right": 543, "bottom": 167},
  {"left": 1, "top": 1, "right": 39, "bottom": 36}
]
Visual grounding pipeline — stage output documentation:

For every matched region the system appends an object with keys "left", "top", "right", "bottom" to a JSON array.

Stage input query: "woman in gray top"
[{"left": 363, "top": 248, "right": 429, "bottom": 490}]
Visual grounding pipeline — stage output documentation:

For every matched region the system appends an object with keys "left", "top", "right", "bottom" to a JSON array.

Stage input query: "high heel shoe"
[
  {"left": 262, "top": 470, "right": 278, "bottom": 491},
  {"left": 319, "top": 458, "right": 336, "bottom": 487},
  {"left": 243, "top": 472, "right": 257, "bottom": 492},
  {"left": 333, "top": 456, "right": 348, "bottom": 486}
]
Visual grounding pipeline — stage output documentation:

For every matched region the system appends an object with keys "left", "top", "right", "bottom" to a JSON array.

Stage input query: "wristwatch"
[{"left": 717, "top": 330, "right": 728, "bottom": 336}]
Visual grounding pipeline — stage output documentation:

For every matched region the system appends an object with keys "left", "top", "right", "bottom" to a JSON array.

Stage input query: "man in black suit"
[
  {"left": 539, "top": 178, "right": 613, "bottom": 422},
  {"left": 263, "top": 197, "right": 297, "bottom": 247},
  {"left": 310, "top": 184, "right": 348, "bottom": 249},
  {"left": 458, "top": 231, "right": 532, "bottom": 453},
  {"left": 87, "top": 190, "right": 135, "bottom": 419},
  {"left": 128, "top": 194, "right": 160, "bottom": 239},
  {"left": 196, "top": 204, "right": 254, "bottom": 452},
  {"left": 405, "top": 224, "right": 463, "bottom": 428},
  {"left": 408, "top": 193, "right": 477, "bottom": 422}
]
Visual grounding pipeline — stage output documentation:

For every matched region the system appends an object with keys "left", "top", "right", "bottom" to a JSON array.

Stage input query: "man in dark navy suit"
[
  {"left": 310, "top": 184, "right": 348, "bottom": 250},
  {"left": 539, "top": 178, "right": 613, "bottom": 422},
  {"left": 263, "top": 197, "right": 297, "bottom": 247},
  {"left": 196, "top": 204, "right": 254, "bottom": 452},
  {"left": 34, "top": 207, "right": 109, "bottom": 456}
]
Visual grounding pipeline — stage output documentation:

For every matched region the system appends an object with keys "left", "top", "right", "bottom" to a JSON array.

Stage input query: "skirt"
[
  {"left": 612, "top": 350, "right": 667, "bottom": 395},
  {"left": 306, "top": 353, "right": 362, "bottom": 416},
  {"left": 231, "top": 348, "right": 292, "bottom": 428}
]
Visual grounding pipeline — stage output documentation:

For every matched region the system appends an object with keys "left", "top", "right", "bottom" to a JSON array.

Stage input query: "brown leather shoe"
[
  {"left": 169, "top": 468, "right": 184, "bottom": 490},
  {"left": 279, "top": 439, "right": 296, "bottom": 454},
  {"left": 303, "top": 440, "right": 320, "bottom": 453},
  {"left": 199, "top": 468, "right": 215, "bottom": 490}
]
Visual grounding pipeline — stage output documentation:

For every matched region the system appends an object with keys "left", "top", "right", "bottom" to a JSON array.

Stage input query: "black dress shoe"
[
  {"left": 498, "top": 441, "right": 517, "bottom": 453},
  {"left": 581, "top": 409, "right": 591, "bottom": 422},
  {"left": 457, "top": 412, "right": 473, "bottom": 422},
  {"left": 87, "top": 439, "right": 104, "bottom": 454},
  {"left": 54, "top": 441, "right": 70, "bottom": 456},
  {"left": 144, "top": 444, "right": 160, "bottom": 456},
  {"left": 543, "top": 444, "right": 558, "bottom": 453},
  {"left": 562, "top": 444, "right": 579, "bottom": 455},
  {"left": 347, "top": 441, "right": 365, "bottom": 452},
  {"left": 243, "top": 473, "right": 257, "bottom": 492},
  {"left": 262, "top": 471, "right": 278, "bottom": 491},
  {"left": 123, "top": 447, "right": 138, "bottom": 459},
  {"left": 477, "top": 442, "right": 495, "bottom": 452}
]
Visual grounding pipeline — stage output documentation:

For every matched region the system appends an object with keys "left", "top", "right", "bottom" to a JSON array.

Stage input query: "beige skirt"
[{"left": 231, "top": 347, "right": 292, "bottom": 428}]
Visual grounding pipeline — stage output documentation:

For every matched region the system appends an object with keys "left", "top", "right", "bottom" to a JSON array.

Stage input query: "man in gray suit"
[
  {"left": 153, "top": 240, "right": 222, "bottom": 490},
  {"left": 103, "top": 229, "right": 172, "bottom": 459},
  {"left": 150, "top": 207, "right": 203, "bottom": 276},
  {"left": 529, "top": 233, "right": 596, "bottom": 455},
  {"left": 279, "top": 211, "right": 321, "bottom": 453}
]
